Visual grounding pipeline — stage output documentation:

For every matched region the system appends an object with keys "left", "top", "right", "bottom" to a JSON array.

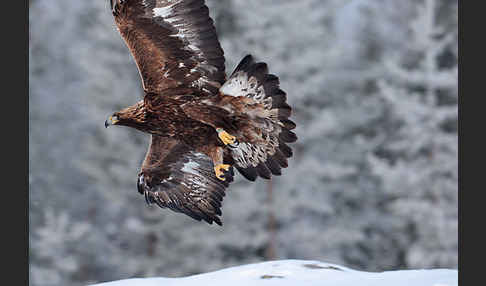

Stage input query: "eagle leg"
[
  {"left": 216, "top": 128, "right": 239, "bottom": 148},
  {"left": 206, "top": 145, "right": 232, "bottom": 181},
  {"left": 214, "top": 164, "right": 231, "bottom": 181}
]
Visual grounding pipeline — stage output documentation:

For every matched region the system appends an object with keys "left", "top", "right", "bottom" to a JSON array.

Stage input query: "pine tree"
[{"left": 367, "top": 0, "right": 458, "bottom": 268}]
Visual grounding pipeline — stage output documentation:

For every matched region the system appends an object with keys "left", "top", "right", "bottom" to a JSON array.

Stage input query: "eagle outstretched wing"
[
  {"left": 111, "top": 0, "right": 226, "bottom": 95},
  {"left": 137, "top": 135, "right": 234, "bottom": 225}
]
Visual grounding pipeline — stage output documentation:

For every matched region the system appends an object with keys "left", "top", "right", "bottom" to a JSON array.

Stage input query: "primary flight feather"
[{"left": 106, "top": 0, "right": 297, "bottom": 226}]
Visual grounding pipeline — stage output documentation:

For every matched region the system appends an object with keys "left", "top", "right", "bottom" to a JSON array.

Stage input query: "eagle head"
[
  {"left": 105, "top": 113, "right": 120, "bottom": 128},
  {"left": 105, "top": 101, "right": 146, "bottom": 129}
]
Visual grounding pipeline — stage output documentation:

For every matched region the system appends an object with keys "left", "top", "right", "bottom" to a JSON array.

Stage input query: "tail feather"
[
  {"left": 221, "top": 54, "right": 296, "bottom": 180},
  {"left": 229, "top": 54, "right": 254, "bottom": 78},
  {"left": 265, "top": 157, "right": 282, "bottom": 176},
  {"left": 235, "top": 165, "right": 258, "bottom": 182},
  {"left": 256, "top": 163, "right": 272, "bottom": 179},
  {"left": 270, "top": 89, "right": 287, "bottom": 108},
  {"left": 248, "top": 62, "right": 269, "bottom": 81},
  {"left": 281, "top": 119, "right": 296, "bottom": 130},
  {"left": 278, "top": 140, "right": 293, "bottom": 158},
  {"left": 272, "top": 150, "right": 289, "bottom": 168},
  {"left": 278, "top": 105, "right": 292, "bottom": 120},
  {"left": 279, "top": 129, "right": 298, "bottom": 143}
]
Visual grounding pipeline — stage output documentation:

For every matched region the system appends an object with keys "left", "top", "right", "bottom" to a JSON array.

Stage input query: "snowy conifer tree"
[{"left": 367, "top": 0, "right": 458, "bottom": 268}]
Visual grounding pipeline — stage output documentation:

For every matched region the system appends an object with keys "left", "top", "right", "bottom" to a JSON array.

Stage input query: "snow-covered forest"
[{"left": 29, "top": 0, "right": 458, "bottom": 285}]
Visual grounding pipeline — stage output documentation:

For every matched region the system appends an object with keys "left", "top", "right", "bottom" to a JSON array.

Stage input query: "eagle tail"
[{"left": 221, "top": 55, "right": 296, "bottom": 181}]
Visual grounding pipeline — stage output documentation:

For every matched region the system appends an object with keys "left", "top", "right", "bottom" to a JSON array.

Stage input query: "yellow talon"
[
  {"left": 216, "top": 128, "right": 237, "bottom": 146},
  {"left": 214, "top": 164, "right": 231, "bottom": 181}
]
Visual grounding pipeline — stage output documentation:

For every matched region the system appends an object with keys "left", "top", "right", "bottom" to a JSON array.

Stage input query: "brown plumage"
[{"left": 106, "top": 0, "right": 297, "bottom": 225}]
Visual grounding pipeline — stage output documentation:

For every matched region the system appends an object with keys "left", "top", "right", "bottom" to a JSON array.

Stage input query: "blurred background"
[{"left": 29, "top": 0, "right": 458, "bottom": 285}]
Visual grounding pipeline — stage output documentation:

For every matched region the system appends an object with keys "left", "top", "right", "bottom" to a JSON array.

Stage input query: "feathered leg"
[
  {"left": 202, "top": 145, "right": 232, "bottom": 181},
  {"left": 216, "top": 128, "right": 239, "bottom": 148}
]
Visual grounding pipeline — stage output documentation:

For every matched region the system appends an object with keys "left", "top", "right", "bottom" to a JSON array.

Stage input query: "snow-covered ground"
[{"left": 91, "top": 260, "right": 457, "bottom": 286}]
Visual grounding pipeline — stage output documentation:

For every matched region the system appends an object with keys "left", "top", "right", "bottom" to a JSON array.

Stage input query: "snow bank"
[{"left": 90, "top": 260, "right": 457, "bottom": 286}]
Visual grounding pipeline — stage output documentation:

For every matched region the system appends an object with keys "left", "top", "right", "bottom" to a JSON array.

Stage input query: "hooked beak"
[{"left": 105, "top": 116, "right": 119, "bottom": 128}]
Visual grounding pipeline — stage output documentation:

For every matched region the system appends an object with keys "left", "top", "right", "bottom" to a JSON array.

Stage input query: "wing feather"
[
  {"left": 113, "top": 0, "right": 225, "bottom": 95},
  {"left": 138, "top": 135, "right": 231, "bottom": 225}
]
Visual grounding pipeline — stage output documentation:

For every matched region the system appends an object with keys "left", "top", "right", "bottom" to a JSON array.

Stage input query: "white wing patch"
[
  {"left": 179, "top": 152, "right": 214, "bottom": 191},
  {"left": 180, "top": 152, "right": 206, "bottom": 176},
  {"left": 181, "top": 160, "right": 200, "bottom": 176},
  {"left": 153, "top": 6, "right": 173, "bottom": 18},
  {"left": 220, "top": 71, "right": 273, "bottom": 109}
]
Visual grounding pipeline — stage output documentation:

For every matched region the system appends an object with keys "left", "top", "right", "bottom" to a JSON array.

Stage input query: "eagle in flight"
[{"left": 106, "top": 0, "right": 297, "bottom": 225}]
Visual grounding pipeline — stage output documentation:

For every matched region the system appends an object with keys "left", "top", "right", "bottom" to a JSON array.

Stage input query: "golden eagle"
[{"left": 106, "top": 0, "right": 297, "bottom": 225}]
